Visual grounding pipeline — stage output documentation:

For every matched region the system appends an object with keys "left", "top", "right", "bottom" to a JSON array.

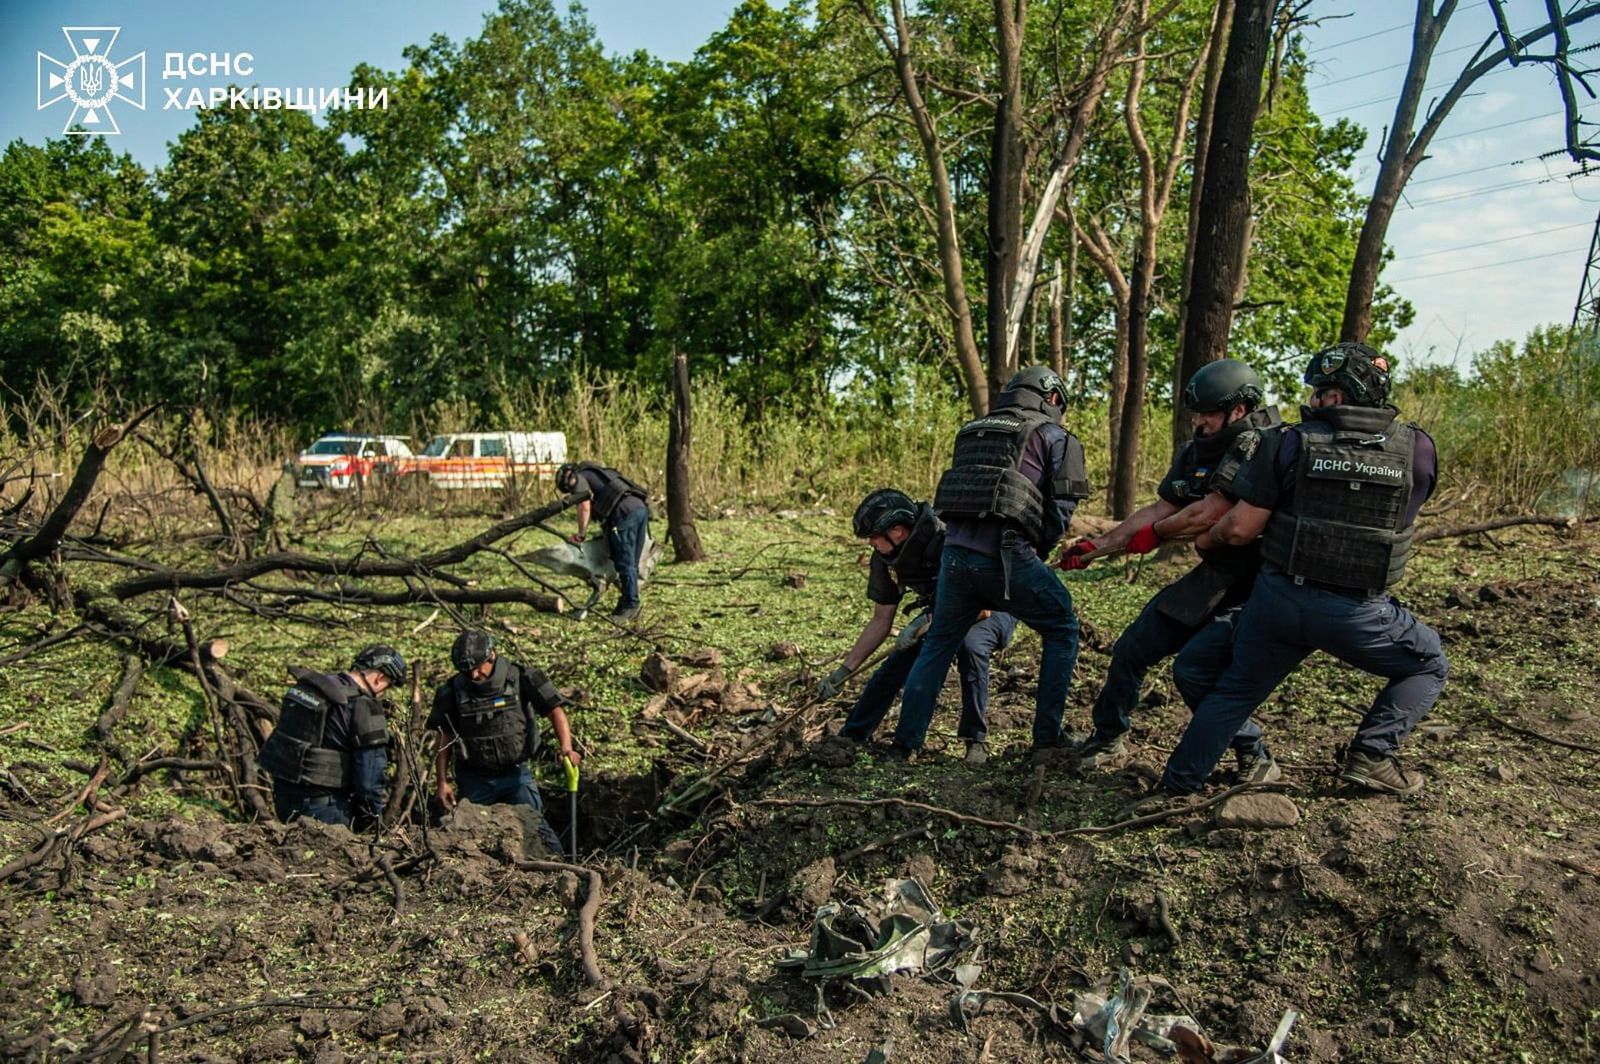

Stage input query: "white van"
[{"left": 403, "top": 431, "right": 568, "bottom": 489}]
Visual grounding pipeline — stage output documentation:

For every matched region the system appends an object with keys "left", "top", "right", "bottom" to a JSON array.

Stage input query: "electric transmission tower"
[{"left": 1572, "top": 208, "right": 1600, "bottom": 338}]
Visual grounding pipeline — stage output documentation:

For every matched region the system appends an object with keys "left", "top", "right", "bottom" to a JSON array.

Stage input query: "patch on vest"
[{"left": 1307, "top": 451, "right": 1407, "bottom": 484}]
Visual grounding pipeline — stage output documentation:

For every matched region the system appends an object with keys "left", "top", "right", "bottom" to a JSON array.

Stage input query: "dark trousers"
[
  {"left": 1091, "top": 596, "right": 1262, "bottom": 753},
  {"left": 841, "top": 612, "right": 1017, "bottom": 744},
  {"left": 1161, "top": 569, "right": 1448, "bottom": 793},
  {"left": 457, "top": 762, "right": 564, "bottom": 853},
  {"left": 605, "top": 506, "right": 649, "bottom": 610},
  {"left": 273, "top": 782, "right": 352, "bottom": 827},
  {"left": 896, "top": 545, "right": 1079, "bottom": 751}
]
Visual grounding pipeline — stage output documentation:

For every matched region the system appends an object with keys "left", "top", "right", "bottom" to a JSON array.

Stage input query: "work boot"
[
  {"left": 880, "top": 744, "right": 916, "bottom": 764},
  {"left": 1339, "top": 747, "right": 1423, "bottom": 796},
  {"left": 1235, "top": 745, "right": 1283, "bottom": 785},
  {"left": 611, "top": 605, "right": 642, "bottom": 622},
  {"left": 964, "top": 740, "right": 990, "bottom": 766},
  {"left": 1074, "top": 730, "right": 1128, "bottom": 769}
]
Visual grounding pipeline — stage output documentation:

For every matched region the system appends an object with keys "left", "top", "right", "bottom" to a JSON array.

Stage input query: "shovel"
[{"left": 563, "top": 757, "right": 580, "bottom": 861}]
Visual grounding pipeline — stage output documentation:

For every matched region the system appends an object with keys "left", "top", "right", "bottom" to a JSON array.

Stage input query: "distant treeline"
[{"left": 1, "top": 0, "right": 1408, "bottom": 438}]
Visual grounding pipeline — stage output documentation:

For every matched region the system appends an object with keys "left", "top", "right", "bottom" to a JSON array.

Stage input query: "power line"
[
  {"left": 1321, "top": 38, "right": 1600, "bottom": 119},
  {"left": 1428, "top": 110, "right": 1561, "bottom": 143},
  {"left": 1409, "top": 154, "right": 1540, "bottom": 186},
  {"left": 1314, "top": 39, "right": 1483, "bottom": 89},
  {"left": 1398, "top": 220, "right": 1591, "bottom": 261},
  {"left": 1388, "top": 246, "right": 1586, "bottom": 283},
  {"left": 1404, "top": 168, "right": 1594, "bottom": 208},
  {"left": 1307, "top": 20, "right": 1412, "bottom": 53}
]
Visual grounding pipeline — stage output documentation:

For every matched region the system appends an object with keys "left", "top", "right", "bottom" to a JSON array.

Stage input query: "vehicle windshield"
[
  {"left": 421, "top": 436, "right": 451, "bottom": 457},
  {"left": 309, "top": 439, "right": 361, "bottom": 456}
]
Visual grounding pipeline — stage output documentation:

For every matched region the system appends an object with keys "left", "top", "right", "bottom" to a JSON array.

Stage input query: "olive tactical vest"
[
  {"left": 260, "top": 669, "right": 388, "bottom": 790},
  {"left": 575, "top": 462, "right": 648, "bottom": 521},
  {"left": 1260, "top": 405, "right": 1416, "bottom": 595},
  {"left": 934, "top": 400, "right": 1090, "bottom": 550}
]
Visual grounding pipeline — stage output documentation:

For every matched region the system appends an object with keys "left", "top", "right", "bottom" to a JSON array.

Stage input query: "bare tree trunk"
[
  {"left": 860, "top": 0, "right": 988, "bottom": 415},
  {"left": 1174, "top": 0, "right": 1272, "bottom": 429},
  {"left": 1340, "top": 0, "right": 1600, "bottom": 343},
  {"left": 1048, "top": 260, "right": 1065, "bottom": 378},
  {"left": 987, "top": 0, "right": 1028, "bottom": 403},
  {"left": 666, "top": 349, "right": 706, "bottom": 563},
  {"left": 1171, "top": 0, "right": 1233, "bottom": 454}
]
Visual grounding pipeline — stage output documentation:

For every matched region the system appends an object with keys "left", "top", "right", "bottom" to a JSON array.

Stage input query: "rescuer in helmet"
[
  {"left": 1159, "top": 342, "right": 1447, "bottom": 797},
  {"left": 259, "top": 643, "right": 405, "bottom": 828},
  {"left": 557, "top": 460, "right": 651, "bottom": 621},
  {"left": 814, "top": 488, "right": 1016, "bottom": 765},
  {"left": 1061, "top": 359, "right": 1284, "bottom": 784},
  {"left": 428, "top": 629, "right": 577, "bottom": 853}
]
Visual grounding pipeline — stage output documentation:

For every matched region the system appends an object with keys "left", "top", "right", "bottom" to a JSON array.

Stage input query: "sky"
[{"left": 0, "top": 0, "right": 1595, "bottom": 374}]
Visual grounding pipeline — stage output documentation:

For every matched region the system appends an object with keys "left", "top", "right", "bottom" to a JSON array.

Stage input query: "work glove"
[
  {"left": 1060, "top": 538, "right": 1097, "bottom": 571},
  {"left": 816, "top": 665, "right": 851, "bottom": 701},
  {"left": 1126, "top": 525, "right": 1162, "bottom": 555},
  {"left": 895, "top": 611, "right": 932, "bottom": 651}
]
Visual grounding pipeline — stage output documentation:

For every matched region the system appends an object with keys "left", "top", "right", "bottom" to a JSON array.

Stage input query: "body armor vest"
[
  {"left": 576, "top": 462, "right": 648, "bottom": 521},
  {"left": 886, "top": 503, "right": 945, "bottom": 609},
  {"left": 934, "top": 398, "right": 1090, "bottom": 550},
  {"left": 447, "top": 658, "right": 539, "bottom": 771},
  {"left": 259, "top": 668, "right": 387, "bottom": 790},
  {"left": 1260, "top": 405, "right": 1416, "bottom": 594},
  {"left": 1167, "top": 406, "right": 1283, "bottom": 503},
  {"left": 1153, "top": 407, "right": 1284, "bottom": 627}
]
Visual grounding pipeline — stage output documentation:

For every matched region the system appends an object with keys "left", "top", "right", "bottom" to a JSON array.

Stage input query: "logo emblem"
[
  {"left": 1320, "top": 352, "right": 1343, "bottom": 375},
  {"left": 37, "top": 27, "right": 145, "bottom": 135}
]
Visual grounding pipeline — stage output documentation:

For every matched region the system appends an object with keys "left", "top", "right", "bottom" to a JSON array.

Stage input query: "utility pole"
[{"left": 1571, "top": 208, "right": 1600, "bottom": 337}]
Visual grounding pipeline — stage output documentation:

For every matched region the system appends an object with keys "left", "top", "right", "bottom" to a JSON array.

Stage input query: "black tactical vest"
[
  {"left": 886, "top": 503, "right": 945, "bottom": 608},
  {"left": 934, "top": 396, "right": 1090, "bottom": 550},
  {"left": 1260, "top": 405, "right": 1416, "bottom": 594},
  {"left": 446, "top": 658, "right": 539, "bottom": 771},
  {"left": 576, "top": 462, "right": 648, "bottom": 521},
  {"left": 1151, "top": 408, "right": 1285, "bottom": 627},
  {"left": 260, "top": 669, "right": 387, "bottom": 790}
]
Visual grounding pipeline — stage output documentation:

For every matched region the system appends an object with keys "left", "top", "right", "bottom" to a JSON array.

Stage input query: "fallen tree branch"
[
  {"left": 1485, "top": 712, "right": 1600, "bottom": 756},
  {"left": 518, "top": 860, "right": 608, "bottom": 988},
  {"left": 1417, "top": 513, "right": 1579, "bottom": 543},
  {"left": 752, "top": 796, "right": 1040, "bottom": 836},
  {"left": 106, "top": 493, "right": 582, "bottom": 600},
  {"left": 838, "top": 823, "right": 934, "bottom": 863},
  {"left": 0, "top": 405, "right": 161, "bottom": 589},
  {"left": 0, "top": 807, "right": 125, "bottom": 883},
  {"left": 1062, "top": 781, "right": 1295, "bottom": 837},
  {"left": 94, "top": 654, "right": 143, "bottom": 753}
]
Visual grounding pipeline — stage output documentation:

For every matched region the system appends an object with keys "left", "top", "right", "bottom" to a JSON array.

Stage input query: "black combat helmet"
[
  {"left": 1305, "top": 342, "right": 1390, "bottom": 406},
  {"left": 1183, "top": 359, "right": 1264, "bottom": 413},
  {"left": 852, "top": 488, "right": 917, "bottom": 539},
  {"left": 1001, "top": 365, "right": 1068, "bottom": 409},
  {"left": 556, "top": 462, "right": 579, "bottom": 492},
  {"left": 451, "top": 630, "right": 496, "bottom": 672},
  {"left": 352, "top": 644, "right": 407, "bottom": 683}
]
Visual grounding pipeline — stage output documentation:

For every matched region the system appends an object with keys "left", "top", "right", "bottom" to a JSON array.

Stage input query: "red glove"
[
  {"left": 1126, "top": 524, "right": 1162, "bottom": 555},
  {"left": 1060, "top": 538, "right": 1097, "bottom": 571}
]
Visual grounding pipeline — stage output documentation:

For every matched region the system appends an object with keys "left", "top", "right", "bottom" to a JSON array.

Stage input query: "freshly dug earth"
[{"left": 3, "top": 515, "right": 1599, "bottom": 1061}]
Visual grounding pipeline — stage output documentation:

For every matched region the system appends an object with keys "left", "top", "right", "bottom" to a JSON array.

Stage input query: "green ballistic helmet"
[{"left": 1183, "top": 359, "right": 1264, "bottom": 413}]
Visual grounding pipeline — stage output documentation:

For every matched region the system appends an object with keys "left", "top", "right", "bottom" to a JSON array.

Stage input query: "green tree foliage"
[{"left": 0, "top": 0, "right": 1421, "bottom": 444}]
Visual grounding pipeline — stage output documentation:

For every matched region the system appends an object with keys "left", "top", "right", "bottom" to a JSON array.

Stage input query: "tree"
[
  {"left": 852, "top": 0, "right": 1160, "bottom": 415},
  {"left": 665, "top": 349, "right": 706, "bottom": 561},
  {"left": 1340, "top": 0, "right": 1600, "bottom": 344},
  {"left": 1069, "top": 0, "right": 1213, "bottom": 516},
  {"left": 1172, "top": 0, "right": 1272, "bottom": 431}
]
